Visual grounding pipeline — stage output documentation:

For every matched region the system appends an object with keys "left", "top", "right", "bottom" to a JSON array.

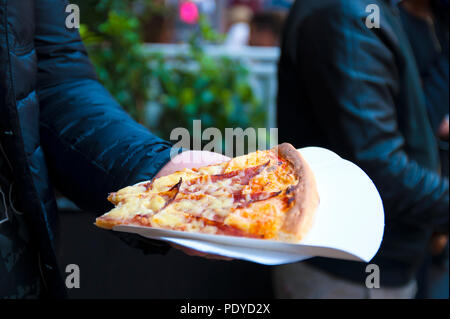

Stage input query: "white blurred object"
[{"left": 224, "top": 22, "right": 250, "bottom": 47}]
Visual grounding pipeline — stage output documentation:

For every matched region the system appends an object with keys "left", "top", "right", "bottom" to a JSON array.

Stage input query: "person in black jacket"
[
  {"left": 398, "top": 0, "right": 449, "bottom": 298},
  {"left": 0, "top": 0, "right": 228, "bottom": 298},
  {"left": 274, "top": 0, "right": 449, "bottom": 298}
]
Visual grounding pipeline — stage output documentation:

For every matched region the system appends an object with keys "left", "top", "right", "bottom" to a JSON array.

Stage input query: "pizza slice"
[{"left": 95, "top": 143, "right": 319, "bottom": 243}]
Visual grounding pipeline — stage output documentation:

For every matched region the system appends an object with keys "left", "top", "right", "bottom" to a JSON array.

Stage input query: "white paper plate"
[{"left": 113, "top": 147, "right": 385, "bottom": 265}]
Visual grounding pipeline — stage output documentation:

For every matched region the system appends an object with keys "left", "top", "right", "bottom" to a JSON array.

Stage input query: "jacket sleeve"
[
  {"left": 295, "top": 5, "right": 448, "bottom": 231},
  {"left": 35, "top": 0, "right": 178, "bottom": 213}
]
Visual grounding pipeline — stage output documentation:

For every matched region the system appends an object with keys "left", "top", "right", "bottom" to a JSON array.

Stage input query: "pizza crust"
[
  {"left": 95, "top": 217, "right": 122, "bottom": 230},
  {"left": 274, "top": 143, "right": 320, "bottom": 242}
]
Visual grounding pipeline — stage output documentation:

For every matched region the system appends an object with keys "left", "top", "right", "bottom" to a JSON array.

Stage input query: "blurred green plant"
[
  {"left": 77, "top": 0, "right": 158, "bottom": 121},
  {"left": 149, "top": 16, "right": 265, "bottom": 141},
  {"left": 77, "top": 0, "right": 265, "bottom": 146}
]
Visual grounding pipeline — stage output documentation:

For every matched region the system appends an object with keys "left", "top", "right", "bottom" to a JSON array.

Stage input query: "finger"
[
  {"left": 170, "top": 243, "right": 208, "bottom": 257},
  {"left": 438, "top": 117, "right": 449, "bottom": 139},
  {"left": 204, "top": 255, "right": 234, "bottom": 261}
]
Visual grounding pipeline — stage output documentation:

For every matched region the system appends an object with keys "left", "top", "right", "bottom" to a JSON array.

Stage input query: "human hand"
[
  {"left": 438, "top": 115, "right": 449, "bottom": 140},
  {"left": 430, "top": 233, "right": 449, "bottom": 256},
  {"left": 156, "top": 150, "right": 234, "bottom": 261}
]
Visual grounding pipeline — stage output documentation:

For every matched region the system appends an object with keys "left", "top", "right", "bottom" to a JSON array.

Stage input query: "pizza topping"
[
  {"left": 158, "top": 178, "right": 182, "bottom": 210},
  {"left": 233, "top": 190, "right": 282, "bottom": 208},
  {"left": 171, "top": 194, "right": 233, "bottom": 221},
  {"left": 183, "top": 160, "right": 270, "bottom": 189},
  {"left": 96, "top": 144, "right": 317, "bottom": 242},
  {"left": 109, "top": 156, "right": 289, "bottom": 234},
  {"left": 184, "top": 215, "right": 262, "bottom": 238}
]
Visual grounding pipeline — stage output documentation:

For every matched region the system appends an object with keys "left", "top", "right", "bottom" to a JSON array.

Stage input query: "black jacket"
[
  {"left": 0, "top": 0, "right": 175, "bottom": 297},
  {"left": 399, "top": 4, "right": 449, "bottom": 177},
  {"left": 277, "top": 0, "right": 449, "bottom": 286}
]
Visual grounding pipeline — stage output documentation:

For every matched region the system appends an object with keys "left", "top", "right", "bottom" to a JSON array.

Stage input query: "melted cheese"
[
  {"left": 194, "top": 164, "right": 226, "bottom": 175},
  {"left": 224, "top": 150, "right": 268, "bottom": 173},
  {"left": 243, "top": 163, "right": 298, "bottom": 194},
  {"left": 225, "top": 201, "right": 284, "bottom": 239},
  {"left": 151, "top": 208, "right": 186, "bottom": 228},
  {"left": 99, "top": 148, "right": 298, "bottom": 239},
  {"left": 150, "top": 170, "right": 197, "bottom": 193},
  {"left": 145, "top": 195, "right": 166, "bottom": 212},
  {"left": 175, "top": 195, "right": 234, "bottom": 219}
]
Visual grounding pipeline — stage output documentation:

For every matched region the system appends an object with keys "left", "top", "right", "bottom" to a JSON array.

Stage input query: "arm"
[
  {"left": 34, "top": 0, "right": 232, "bottom": 259},
  {"left": 296, "top": 4, "right": 448, "bottom": 231},
  {"left": 35, "top": 0, "right": 176, "bottom": 213}
]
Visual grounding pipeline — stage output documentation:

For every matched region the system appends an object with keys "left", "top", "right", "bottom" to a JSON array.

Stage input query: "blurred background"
[
  {"left": 74, "top": 0, "right": 292, "bottom": 149},
  {"left": 58, "top": 0, "right": 292, "bottom": 299}
]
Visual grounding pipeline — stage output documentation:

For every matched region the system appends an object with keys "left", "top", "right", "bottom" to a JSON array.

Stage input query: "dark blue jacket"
[{"left": 0, "top": 0, "right": 174, "bottom": 297}]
